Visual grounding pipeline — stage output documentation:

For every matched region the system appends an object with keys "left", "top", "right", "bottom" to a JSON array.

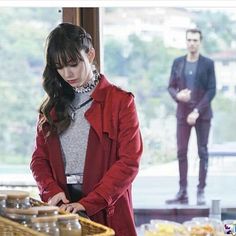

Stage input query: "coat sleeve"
[
  {"left": 79, "top": 93, "right": 143, "bottom": 216},
  {"left": 30, "top": 119, "right": 63, "bottom": 202},
  {"left": 195, "top": 60, "right": 216, "bottom": 113},
  {"left": 168, "top": 59, "right": 180, "bottom": 102}
]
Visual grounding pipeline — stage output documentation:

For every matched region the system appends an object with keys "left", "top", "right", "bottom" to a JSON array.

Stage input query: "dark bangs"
[{"left": 46, "top": 35, "right": 84, "bottom": 69}]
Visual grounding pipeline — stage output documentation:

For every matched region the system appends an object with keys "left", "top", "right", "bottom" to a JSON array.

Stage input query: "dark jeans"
[{"left": 177, "top": 118, "right": 211, "bottom": 191}]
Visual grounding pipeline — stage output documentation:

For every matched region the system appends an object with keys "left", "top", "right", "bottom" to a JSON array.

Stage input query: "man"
[{"left": 166, "top": 29, "right": 216, "bottom": 205}]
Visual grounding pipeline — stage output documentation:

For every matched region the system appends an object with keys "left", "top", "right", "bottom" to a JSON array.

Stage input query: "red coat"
[{"left": 31, "top": 75, "right": 143, "bottom": 236}]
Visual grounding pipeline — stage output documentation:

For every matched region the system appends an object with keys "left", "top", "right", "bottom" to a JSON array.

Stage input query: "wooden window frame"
[{"left": 62, "top": 8, "right": 101, "bottom": 72}]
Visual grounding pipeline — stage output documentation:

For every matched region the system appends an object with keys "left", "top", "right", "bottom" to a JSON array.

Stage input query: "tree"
[
  {"left": 104, "top": 8, "right": 236, "bottom": 165},
  {"left": 192, "top": 10, "right": 236, "bottom": 54},
  {"left": 0, "top": 8, "right": 60, "bottom": 164}
]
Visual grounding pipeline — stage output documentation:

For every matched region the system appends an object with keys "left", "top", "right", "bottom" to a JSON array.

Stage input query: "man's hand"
[
  {"left": 187, "top": 109, "right": 199, "bottom": 125},
  {"left": 176, "top": 89, "right": 191, "bottom": 103},
  {"left": 48, "top": 192, "right": 69, "bottom": 206},
  {"left": 60, "top": 202, "right": 86, "bottom": 214}
]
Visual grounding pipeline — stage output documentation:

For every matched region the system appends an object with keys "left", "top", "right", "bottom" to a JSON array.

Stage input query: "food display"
[
  {"left": 0, "top": 189, "right": 78, "bottom": 235},
  {"left": 0, "top": 189, "right": 114, "bottom": 235},
  {"left": 4, "top": 207, "right": 38, "bottom": 227},
  {"left": 0, "top": 190, "right": 30, "bottom": 208},
  {"left": 31, "top": 215, "right": 60, "bottom": 235},
  {"left": 184, "top": 222, "right": 215, "bottom": 236},
  {"left": 191, "top": 225, "right": 214, "bottom": 236},
  {"left": 140, "top": 217, "right": 227, "bottom": 236},
  {"left": 0, "top": 189, "right": 233, "bottom": 236},
  {"left": 183, "top": 217, "right": 225, "bottom": 236},
  {"left": 31, "top": 205, "right": 59, "bottom": 217},
  {"left": 57, "top": 214, "right": 82, "bottom": 236},
  {"left": 141, "top": 219, "right": 189, "bottom": 236}
]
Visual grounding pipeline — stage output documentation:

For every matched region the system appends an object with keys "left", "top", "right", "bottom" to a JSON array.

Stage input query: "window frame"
[{"left": 62, "top": 8, "right": 101, "bottom": 72}]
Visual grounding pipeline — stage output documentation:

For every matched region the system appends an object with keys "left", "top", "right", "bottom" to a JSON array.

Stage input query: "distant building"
[
  {"left": 162, "top": 8, "right": 195, "bottom": 49},
  {"left": 103, "top": 8, "right": 195, "bottom": 48},
  {"left": 211, "top": 50, "right": 236, "bottom": 97}
]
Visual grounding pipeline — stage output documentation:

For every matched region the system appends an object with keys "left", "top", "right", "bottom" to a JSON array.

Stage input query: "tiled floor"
[
  {"left": 132, "top": 156, "right": 236, "bottom": 229},
  {"left": 133, "top": 155, "right": 236, "bottom": 208}
]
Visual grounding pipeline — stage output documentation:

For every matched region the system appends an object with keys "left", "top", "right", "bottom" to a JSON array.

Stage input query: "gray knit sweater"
[{"left": 59, "top": 90, "right": 94, "bottom": 179}]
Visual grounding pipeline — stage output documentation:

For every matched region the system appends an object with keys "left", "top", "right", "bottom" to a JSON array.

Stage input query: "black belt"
[{"left": 67, "top": 183, "right": 84, "bottom": 202}]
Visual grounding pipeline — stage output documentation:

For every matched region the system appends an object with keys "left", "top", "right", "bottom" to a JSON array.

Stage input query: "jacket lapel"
[
  {"left": 180, "top": 56, "right": 187, "bottom": 88},
  {"left": 195, "top": 54, "right": 203, "bottom": 87}
]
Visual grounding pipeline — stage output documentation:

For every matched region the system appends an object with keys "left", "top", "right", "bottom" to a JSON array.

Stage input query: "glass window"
[
  {"left": 0, "top": 8, "right": 61, "bottom": 190},
  {"left": 102, "top": 7, "right": 236, "bottom": 209}
]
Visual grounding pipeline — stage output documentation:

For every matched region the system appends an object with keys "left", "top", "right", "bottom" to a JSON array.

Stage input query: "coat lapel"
[
  {"left": 85, "top": 101, "right": 103, "bottom": 143},
  {"left": 49, "top": 75, "right": 113, "bottom": 148},
  {"left": 85, "top": 75, "right": 114, "bottom": 143}
]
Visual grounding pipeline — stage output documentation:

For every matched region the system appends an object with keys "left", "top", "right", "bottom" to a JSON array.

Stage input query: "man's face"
[{"left": 186, "top": 32, "right": 201, "bottom": 54}]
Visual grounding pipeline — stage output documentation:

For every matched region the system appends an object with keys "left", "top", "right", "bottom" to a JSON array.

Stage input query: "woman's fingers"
[{"left": 60, "top": 203, "right": 85, "bottom": 213}]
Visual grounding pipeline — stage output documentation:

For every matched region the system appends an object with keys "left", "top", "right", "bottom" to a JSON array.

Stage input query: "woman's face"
[{"left": 56, "top": 49, "right": 95, "bottom": 88}]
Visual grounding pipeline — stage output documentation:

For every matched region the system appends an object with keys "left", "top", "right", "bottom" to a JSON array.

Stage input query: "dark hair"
[
  {"left": 39, "top": 23, "right": 94, "bottom": 135},
  {"left": 186, "top": 28, "right": 203, "bottom": 40}
]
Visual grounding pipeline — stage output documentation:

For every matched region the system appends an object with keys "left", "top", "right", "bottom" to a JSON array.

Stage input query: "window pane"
[
  {"left": 102, "top": 7, "right": 236, "bottom": 210},
  {"left": 0, "top": 8, "right": 61, "bottom": 179},
  {"left": 103, "top": 7, "right": 236, "bottom": 167}
]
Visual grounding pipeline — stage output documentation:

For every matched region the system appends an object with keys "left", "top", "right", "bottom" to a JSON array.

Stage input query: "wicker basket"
[
  {"left": 0, "top": 214, "right": 115, "bottom": 236},
  {"left": 0, "top": 215, "right": 46, "bottom": 236},
  {"left": 79, "top": 216, "right": 115, "bottom": 236},
  {"left": 0, "top": 198, "right": 115, "bottom": 236}
]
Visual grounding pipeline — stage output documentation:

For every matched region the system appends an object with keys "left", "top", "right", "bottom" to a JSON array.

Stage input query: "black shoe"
[
  {"left": 197, "top": 190, "right": 206, "bottom": 205},
  {"left": 166, "top": 189, "right": 189, "bottom": 204}
]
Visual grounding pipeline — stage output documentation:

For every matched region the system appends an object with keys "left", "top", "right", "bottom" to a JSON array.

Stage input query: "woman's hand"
[
  {"left": 60, "top": 202, "right": 86, "bottom": 214},
  {"left": 48, "top": 192, "right": 69, "bottom": 206}
]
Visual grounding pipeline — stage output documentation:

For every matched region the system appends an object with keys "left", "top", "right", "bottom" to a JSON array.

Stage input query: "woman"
[{"left": 30, "top": 23, "right": 143, "bottom": 236}]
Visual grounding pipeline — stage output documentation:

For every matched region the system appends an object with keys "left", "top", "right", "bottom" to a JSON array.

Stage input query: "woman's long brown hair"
[{"left": 39, "top": 23, "right": 93, "bottom": 136}]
